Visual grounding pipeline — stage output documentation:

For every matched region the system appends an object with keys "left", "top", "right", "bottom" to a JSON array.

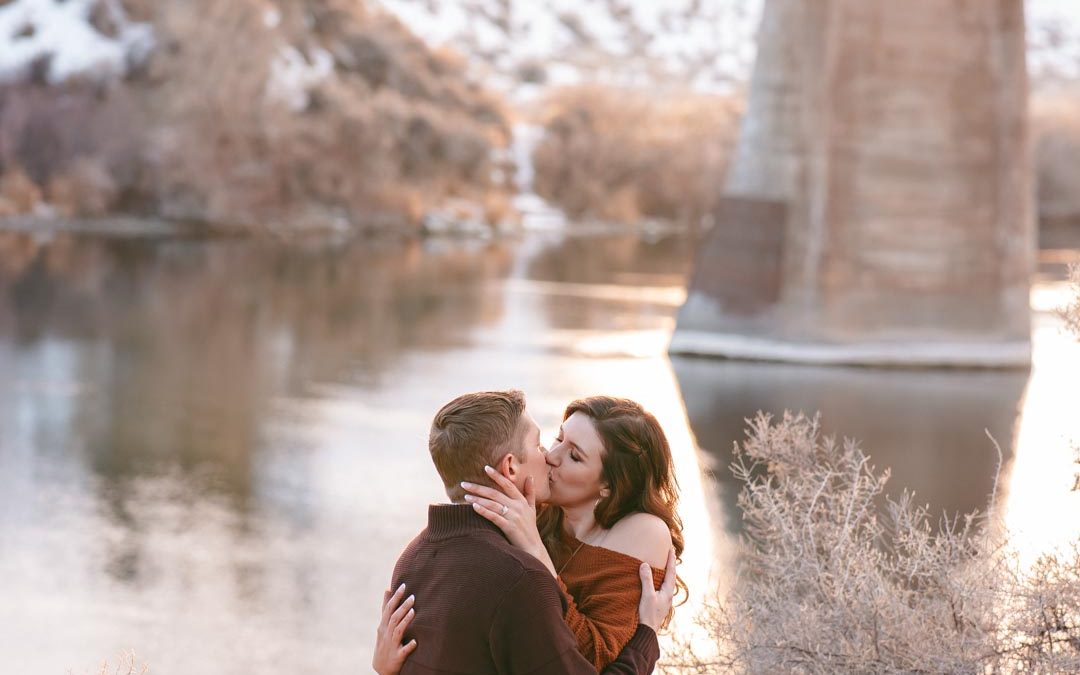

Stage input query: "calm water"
[{"left": 1, "top": 227, "right": 1078, "bottom": 674}]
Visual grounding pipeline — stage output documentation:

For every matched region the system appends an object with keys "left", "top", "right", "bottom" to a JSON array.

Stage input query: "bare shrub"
[
  {"left": 0, "top": 165, "right": 42, "bottom": 213},
  {"left": 0, "top": 81, "right": 145, "bottom": 195},
  {"left": 130, "top": 0, "right": 509, "bottom": 230},
  {"left": 718, "top": 413, "right": 1001, "bottom": 673},
  {"left": 1065, "top": 263, "right": 1080, "bottom": 339},
  {"left": 532, "top": 85, "right": 741, "bottom": 226},
  {"left": 68, "top": 649, "right": 148, "bottom": 675},
  {"left": 47, "top": 157, "right": 119, "bottom": 217},
  {"left": 663, "top": 412, "right": 1080, "bottom": 674},
  {"left": 1000, "top": 543, "right": 1080, "bottom": 672}
]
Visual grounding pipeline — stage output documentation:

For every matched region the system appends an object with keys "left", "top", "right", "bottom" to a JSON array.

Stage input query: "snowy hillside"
[
  {"left": 2, "top": 0, "right": 1077, "bottom": 93},
  {"left": 377, "top": 0, "right": 1080, "bottom": 96},
  {"left": 0, "top": 0, "right": 153, "bottom": 83},
  {"left": 377, "top": 0, "right": 761, "bottom": 96}
]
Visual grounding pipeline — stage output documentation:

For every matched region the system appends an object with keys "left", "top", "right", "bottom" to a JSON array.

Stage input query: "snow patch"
[
  {"left": 266, "top": 45, "right": 334, "bottom": 111},
  {"left": 669, "top": 330, "right": 1033, "bottom": 368},
  {"left": 0, "top": 0, "right": 153, "bottom": 84},
  {"left": 376, "top": 0, "right": 762, "bottom": 97},
  {"left": 377, "top": 0, "right": 1080, "bottom": 97},
  {"left": 263, "top": 5, "right": 282, "bottom": 30}
]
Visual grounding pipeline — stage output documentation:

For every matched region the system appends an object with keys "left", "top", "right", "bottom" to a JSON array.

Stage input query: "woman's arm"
[
  {"left": 557, "top": 564, "right": 665, "bottom": 670},
  {"left": 559, "top": 514, "right": 672, "bottom": 668},
  {"left": 371, "top": 584, "right": 417, "bottom": 675}
]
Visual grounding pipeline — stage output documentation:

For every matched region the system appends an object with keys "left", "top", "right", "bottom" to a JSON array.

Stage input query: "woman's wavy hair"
[{"left": 539, "top": 396, "right": 687, "bottom": 604}]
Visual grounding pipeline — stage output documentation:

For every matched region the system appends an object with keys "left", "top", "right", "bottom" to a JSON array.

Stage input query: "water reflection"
[
  {"left": 0, "top": 231, "right": 518, "bottom": 672},
  {"left": 525, "top": 231, "right": 692, "bottom": 334},
  {"left": 1004, "top": 280, "right": 1080, "bottom": 567},
  {"left": 0, "top": 227, "right": 1077, "bottom": 674},
  {"left": 673, "top": 356, "right": 1029, "bottom": 531},
  {"left": 0, "top": 229, "right": 707, "bottom": 674},
  {"left": 0, "top": 232, "right": 514, "bottom": 502}
]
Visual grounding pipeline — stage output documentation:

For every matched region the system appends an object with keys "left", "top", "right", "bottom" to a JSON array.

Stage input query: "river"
[{"left": 0, "top": 226, "right": 1078, "bottom": 673}]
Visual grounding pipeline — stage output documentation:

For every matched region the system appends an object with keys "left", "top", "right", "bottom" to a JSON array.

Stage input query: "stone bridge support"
[{"left": 671, "top": 0, "right": 1033, "bottom": 367}]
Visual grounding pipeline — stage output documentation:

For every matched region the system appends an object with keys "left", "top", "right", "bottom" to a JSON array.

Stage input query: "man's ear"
[{"left": 493, "top": 452, "right": 515, "bottom": 480}]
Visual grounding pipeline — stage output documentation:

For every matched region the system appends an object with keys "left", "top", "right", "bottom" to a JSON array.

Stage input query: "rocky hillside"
[{"left": 0, "top": 0, "right": 511, "bottom": 232}]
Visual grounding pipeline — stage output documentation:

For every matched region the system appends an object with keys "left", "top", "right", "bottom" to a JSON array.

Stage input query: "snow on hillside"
[
  {"left": 1029, "top": 0, "right": 1080, "bottom": 82},
  {"left": 376, "top": 0, "right": 761, "bottom": 96},
  {"left": 377, "top": 0, "right": 1080, "bottom": 97},
  {"left": 0, "top": 0, "right": 153, "bottom": 84},
  {"left": 1, "top": 0, "right": 1075, "bottom": 94}
]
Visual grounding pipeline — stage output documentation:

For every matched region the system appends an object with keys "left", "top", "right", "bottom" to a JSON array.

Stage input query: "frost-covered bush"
[
  {"left": 1065, "top": 263, "right": 1080, "bottom": 339},
  {"left": 664, "top": 412, "right": 1080, "bottom": 674}
]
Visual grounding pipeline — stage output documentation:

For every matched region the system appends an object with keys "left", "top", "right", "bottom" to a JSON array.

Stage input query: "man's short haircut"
[{"left": 429, "top": 390, "right": 528, "bottom": 501}]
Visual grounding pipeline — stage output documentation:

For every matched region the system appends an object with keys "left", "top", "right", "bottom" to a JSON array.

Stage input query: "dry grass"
[{"left": 532, "top": 85, "right": 742, "bottom": 226}]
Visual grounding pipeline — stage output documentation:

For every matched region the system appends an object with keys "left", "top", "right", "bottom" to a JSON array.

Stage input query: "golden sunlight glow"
[{"left": 1003, "top": 281, "right": 1080, "bottom": 569}]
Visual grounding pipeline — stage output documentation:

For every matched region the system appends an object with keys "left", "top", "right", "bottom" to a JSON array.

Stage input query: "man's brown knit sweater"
[{"left": 390, "top": 504, "right": 660, "bottom": 674}]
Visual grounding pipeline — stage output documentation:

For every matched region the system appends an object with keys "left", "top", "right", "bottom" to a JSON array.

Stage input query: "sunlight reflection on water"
[
  {"left": 0, "top": 229, "right": 1077, "bottom": 673},
  {"left": 1004, "top": 281, "right": 1080, "bottom": 568}
]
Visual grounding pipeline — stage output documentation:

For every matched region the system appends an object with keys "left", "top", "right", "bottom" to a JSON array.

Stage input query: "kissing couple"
[{"left": 373, "top": 390, "right": 684, "bottom": 674}]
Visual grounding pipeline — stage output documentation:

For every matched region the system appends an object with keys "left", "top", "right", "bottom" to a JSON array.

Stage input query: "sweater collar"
[{"left": 427, "top": 503, "right": 503, "bottom": 540}]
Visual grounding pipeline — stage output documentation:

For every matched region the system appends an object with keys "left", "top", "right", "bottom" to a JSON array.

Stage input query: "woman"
[{"left": 374, "top": 396, "right": 685, "bottom": 673}]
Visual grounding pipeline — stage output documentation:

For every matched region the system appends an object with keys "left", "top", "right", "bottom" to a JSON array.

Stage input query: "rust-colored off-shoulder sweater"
[{"left": 554, "top": 537, "right": 667, "bottom": 671}]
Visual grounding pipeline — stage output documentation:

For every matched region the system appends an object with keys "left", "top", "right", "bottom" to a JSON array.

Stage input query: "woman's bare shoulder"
[{"left": 602, "top": 513, "right": 672, "bottom": 569}]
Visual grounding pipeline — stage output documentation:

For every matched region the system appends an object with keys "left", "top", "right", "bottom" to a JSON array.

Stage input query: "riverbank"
[{"left": 0, "top": 0, "right": 512, "bottom": 233}]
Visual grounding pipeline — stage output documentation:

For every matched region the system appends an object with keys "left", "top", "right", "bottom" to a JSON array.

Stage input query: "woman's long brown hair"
[{"left": 538, "top": 396, "right": 687, "bottom": 604}]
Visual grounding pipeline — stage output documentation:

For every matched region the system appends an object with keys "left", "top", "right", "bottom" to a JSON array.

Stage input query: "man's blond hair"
[{"left": 428, "top": 390, "right": 528, "bottom": 501}]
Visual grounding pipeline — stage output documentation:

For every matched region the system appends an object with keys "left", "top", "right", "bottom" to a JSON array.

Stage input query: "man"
[{"left": 374, "top": 390, "right": 676, "bottom": 674}]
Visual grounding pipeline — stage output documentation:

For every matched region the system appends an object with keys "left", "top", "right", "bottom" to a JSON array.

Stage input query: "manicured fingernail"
[
  {"left": 407, "top": 595, "right": 415, "bottom": 603},
  {"left": 398, "top": 583, "right": 406, "bottom": 593},
  {"left": 460, "top": 481, "right": 471, "bottom": 488},
  {"left": 408, "top": 608, "right": 415, "bottom": 616},
  {"left": 463, "top": 495, "right": 475, "bottom": 502},
  {"left": 484, "top": 465, "right": 494, "bottom": 473}
]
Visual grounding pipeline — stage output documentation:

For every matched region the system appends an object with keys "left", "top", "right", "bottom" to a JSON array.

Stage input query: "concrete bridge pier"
[{"left": 670, "top": 0, "right": 1034, "bottom": 367}]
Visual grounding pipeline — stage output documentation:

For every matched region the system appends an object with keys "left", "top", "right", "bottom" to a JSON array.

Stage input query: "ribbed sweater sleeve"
[
  {"left": 556, "top": 545, "right": 667, "bottom": 670},
  {"left": 489, "top": 566, "right": 659, "bottom": 674},
  {"left": 557, "top": 573, "right": 642, "bottom": 670}
]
